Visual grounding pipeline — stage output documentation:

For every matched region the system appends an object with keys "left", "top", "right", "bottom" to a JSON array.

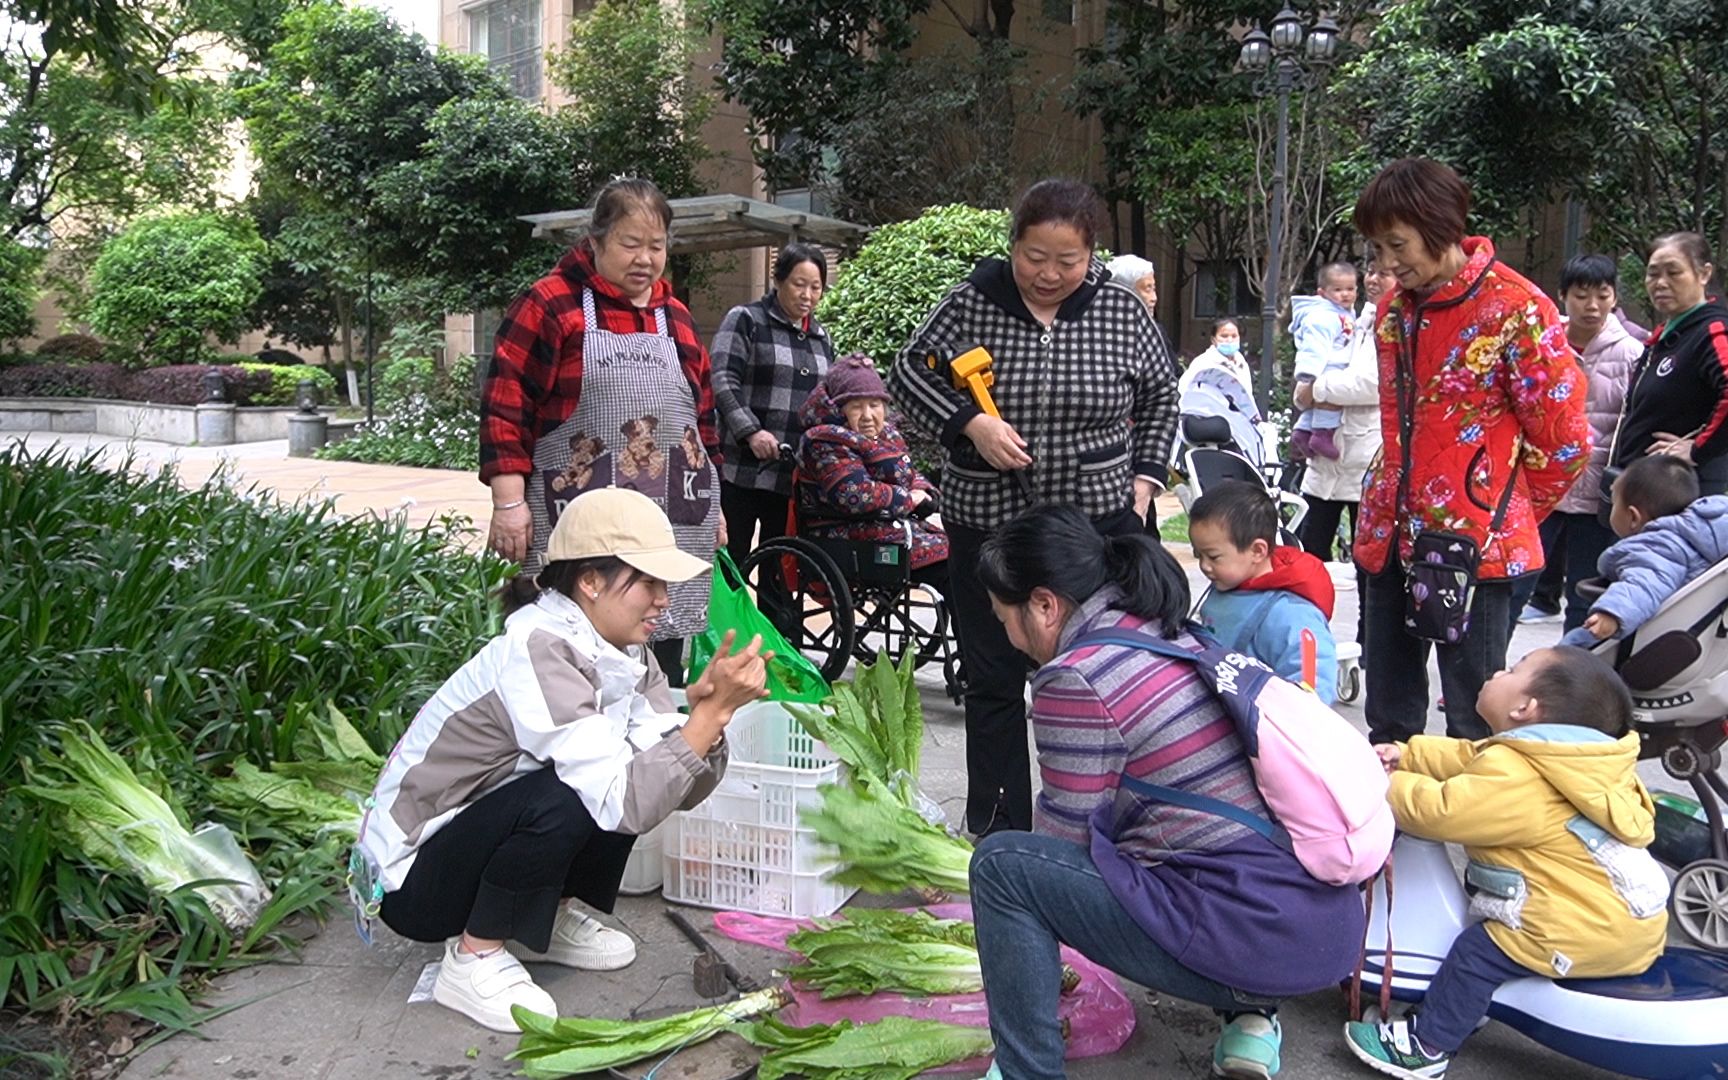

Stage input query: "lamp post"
[{"left": 1238, "top": 6, "right": 1338, "bottom": 414}]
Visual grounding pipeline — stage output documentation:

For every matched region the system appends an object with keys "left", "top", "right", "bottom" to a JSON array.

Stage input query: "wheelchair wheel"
[
  {"left": 736, "top": 536, "right": 855, "bottom": 684},
  {"left": 852, "top": 582, "right": 950, "bottom": 669}
]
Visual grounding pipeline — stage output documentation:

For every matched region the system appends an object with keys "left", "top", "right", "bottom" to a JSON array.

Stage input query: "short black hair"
[
  {"left": 1559, "top": 253, "right": 1619, "bottom": 295},
  {"left": 1011, "top": 178, "right": 1106, "bottom": 250},
  {"left": 1319, "top": 261, "right": 1357, "bottom": 287},
  {"left": 1188, "top": 480, "right": 1277, "bottom": 551},
  {"left": 774, "top": 242, "right": 827, "bottom": 285},
  {"left": 1529, "top": 646, "right": 1634, "bottom": 738},
  {"left": 1616, "top": 455, "right": 1699, "bottom": 522}
]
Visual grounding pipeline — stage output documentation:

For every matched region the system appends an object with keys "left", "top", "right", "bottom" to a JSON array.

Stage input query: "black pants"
[
  {"left": 1299, "top": 497, "right": 1365, "bottom": 645},
  {"left": 650, "top": 637, "right": 686, "bottom": 688},
  {"left": 379, "top": 767, "right": 635, "bottom": 952},
  {"left": 947, "top": 506, "right": 1144, "bottom": 834},
  {"left": 1508, "top": 511, "right": 1614, "bottom": 634},
  {"left": 1361, "top": 559, "right": 1512, "bottom": 744},
  {"left": 721, "top": 481, "right": 790, "bottom": 569}
]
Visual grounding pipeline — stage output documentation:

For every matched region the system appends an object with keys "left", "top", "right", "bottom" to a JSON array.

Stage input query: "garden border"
[{"left": 0, "top": 396, "right": 355, "bottom": 445}]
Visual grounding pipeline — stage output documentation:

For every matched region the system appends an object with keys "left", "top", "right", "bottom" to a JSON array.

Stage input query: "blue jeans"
[
  {"left": 1417, "top": 922, "right": 1532, "bottom": 1052},
  {"left": 970, "top": 831, "right": 1274, "bottom": 1079}
]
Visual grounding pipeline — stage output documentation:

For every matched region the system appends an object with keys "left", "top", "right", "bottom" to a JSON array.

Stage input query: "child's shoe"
[
  {"left": 1309, "top": 428, "right": 1341, "bottom": 459},
  {"left": 1212, "top": 1012, "right": 1281, "bottom": 1078},
  {"left": 1343, "top": 1017, "right": 1451, "bottom": 1079},
  {"left": 1289, "top": 430, "right": 1313, "bottom": 460}
]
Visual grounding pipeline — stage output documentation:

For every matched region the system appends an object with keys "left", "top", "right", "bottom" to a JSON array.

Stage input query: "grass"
[
  {"left": 1157, "top": 510, "right": 1190, "bottom": 545},
  {"left": 0, "top": 445, "right": 510, "bottom": 1061}
]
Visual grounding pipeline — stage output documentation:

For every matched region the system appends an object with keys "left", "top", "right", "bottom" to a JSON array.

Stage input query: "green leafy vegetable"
[
  {"left": 738, "top": 1014, "right": 995, "bottom": 1080},
  {"left": 210, "top": 761, "right": 361, "bottom": 842},
  {"left": 802, "top": 782, "right": 973, "bottom": 895},
  {"left": 20, "top": 723, "right": 269, "bottom": 930},
  {"left": 507, "top": 987, "right": 788, "bottom": 1078},
  {"left": 788, "top": 650, "right": 924, "bottom": 797},
  {"left": 784, "top": 909, "right": 1078, "bottom": 999}
]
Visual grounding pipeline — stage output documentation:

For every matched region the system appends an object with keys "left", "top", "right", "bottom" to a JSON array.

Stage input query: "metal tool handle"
[{"left": 664, "top": 909, "right": 759, "bottom": 992}]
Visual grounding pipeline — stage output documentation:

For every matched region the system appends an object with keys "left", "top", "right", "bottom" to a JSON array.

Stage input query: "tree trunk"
[{"left": 336, "top": 293, "right": 359, "bottom": 408}]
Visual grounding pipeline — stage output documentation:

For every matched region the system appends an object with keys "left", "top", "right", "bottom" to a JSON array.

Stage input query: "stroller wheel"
[
  {"left": 1670, "top": 858, "right": 1728, "bottom": 952},
  {"left": 1337, "top": 664, "right": 1363, "bottom": 704}
]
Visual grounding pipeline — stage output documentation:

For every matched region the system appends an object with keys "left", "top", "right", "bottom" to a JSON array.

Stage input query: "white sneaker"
[
  {"left": 431, "top": 938, "right": 557, "bottom": 1033},
  {"left": 517, "top": 906, "right": 637, "bottom": 970}
]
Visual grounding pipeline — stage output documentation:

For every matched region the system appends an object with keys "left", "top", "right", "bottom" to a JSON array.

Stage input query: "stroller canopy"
[{"left": 1179, "top": 364, "right": 1264, "bottom": 467}]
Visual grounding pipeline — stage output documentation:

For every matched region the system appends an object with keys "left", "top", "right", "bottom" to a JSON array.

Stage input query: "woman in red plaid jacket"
[{"left": 480, "top": 178, "right": 724, "bottom": 684}]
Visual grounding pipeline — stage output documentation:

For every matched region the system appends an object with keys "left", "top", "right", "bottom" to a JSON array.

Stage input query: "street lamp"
[{"left": 1237, "top": 8, "right": 1338, "bottom": 414}]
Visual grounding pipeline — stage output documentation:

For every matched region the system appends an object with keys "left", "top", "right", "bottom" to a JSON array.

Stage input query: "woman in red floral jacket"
[
  {"left": 1352, "top": 158, "right": 1591, "bottom": 745},
  {"left": 796, "top": 355, "right": 949, "bottom": 580}
]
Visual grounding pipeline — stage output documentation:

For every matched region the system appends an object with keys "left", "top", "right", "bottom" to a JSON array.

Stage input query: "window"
[
  {"left": 1193, "top": 260, "right": 1260, "bottom": 318},
  {"left": 469, "top": 0, "right": 541, "bottom": 100}
]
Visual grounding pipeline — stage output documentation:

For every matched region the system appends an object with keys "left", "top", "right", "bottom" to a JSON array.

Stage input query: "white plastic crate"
[{"left": 662, "top": 700, "right": 855, "bottom": 917}]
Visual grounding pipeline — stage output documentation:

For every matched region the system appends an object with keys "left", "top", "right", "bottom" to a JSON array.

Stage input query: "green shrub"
[
  {"left": 87, "top": 212, "right": 267, "bottom": 367},
  {"left": 0, "top": 238, "right": 41, "bottom": 345},
  {"left": 35, "top": 332, "right": 109, "bottom": 363},
  {"left": 0, "top": 445, "right": 509, "bottom": 1024},
  {"left": 236, "top": 362, "right": 339, "bottom": 406},
  {"left": 817, "top": 205, "right": 1011, "bottom": 368},
  {"left": 318, "top": 354, "right": 480, "bottom": 471}
]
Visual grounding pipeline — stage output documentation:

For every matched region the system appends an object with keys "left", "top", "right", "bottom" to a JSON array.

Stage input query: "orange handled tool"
[{"left": 926, "top": 343, "right": 1035, "bottom": 500}]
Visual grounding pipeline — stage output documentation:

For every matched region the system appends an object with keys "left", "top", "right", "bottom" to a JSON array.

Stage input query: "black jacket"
[{"left": 1613, "top": 300, "right": 1728, "bottom": 493}]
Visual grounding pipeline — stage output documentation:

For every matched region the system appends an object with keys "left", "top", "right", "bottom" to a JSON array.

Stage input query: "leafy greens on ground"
[
  {"left": 507, "top": 989, "right": 788, "bottom": 1078},
  {"left": 738, "top": 1014, "right": 995, "bottom": 1080},
  {"left": 802, "top": 781, "right": 973, "bottom": 895}
]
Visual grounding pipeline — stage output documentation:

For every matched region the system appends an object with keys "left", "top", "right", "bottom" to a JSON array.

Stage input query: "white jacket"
[
  {"left": 358, "top": 591, "right": 727, "bottom": 891},
  {"left": 1179, "top": 346, "right": 1257, "bottom": 401},
  {"left": 1300, "top": 306, "right": 1384, "bottom": 503}
]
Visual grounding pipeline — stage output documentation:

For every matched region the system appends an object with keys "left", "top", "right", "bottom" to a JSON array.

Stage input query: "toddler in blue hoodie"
[
  {"left": 1562, "top": 454, "right": 1728, "bottom": 648},
  {"left": 1288, "top": 262, "right": 1359, "bottom": 461},
  {"left": 1189, "top": 480, "right": 1339, "bottom": 703}
]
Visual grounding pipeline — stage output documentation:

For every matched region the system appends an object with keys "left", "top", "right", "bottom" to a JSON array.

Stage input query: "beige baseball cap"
[{"left": 544, "top": 487, "right": 710, "bottom": 581}]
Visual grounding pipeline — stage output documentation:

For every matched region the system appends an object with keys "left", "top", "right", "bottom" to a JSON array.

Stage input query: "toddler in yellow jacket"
[{"left": 1344, "top": 645, "right": 1668, "bottom": 1080}]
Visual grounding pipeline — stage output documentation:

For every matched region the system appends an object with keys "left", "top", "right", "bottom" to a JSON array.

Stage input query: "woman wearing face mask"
[
  {"left": 1352, "top": 157, "right": 1590, "bottom": 747},
  {"left": 890, "top": 178, "right": 1179, "bottom": 836},
  {"left": 1607, "top": 231, "right": 1728, "bottom": 495},
  {"left": 481, "top": 178, "right": 724, "bottom": 685},
  {"left": 1178, "top": 318, "right": 1254, "bottom": 402},
  {"left": 710, "top": 242, "right": 835, "bottom": 566}
]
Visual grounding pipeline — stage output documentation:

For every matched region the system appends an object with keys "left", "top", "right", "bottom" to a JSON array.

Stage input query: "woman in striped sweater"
[{"left": 969, "top": 505, "right": 1364, "bottom": 1080}]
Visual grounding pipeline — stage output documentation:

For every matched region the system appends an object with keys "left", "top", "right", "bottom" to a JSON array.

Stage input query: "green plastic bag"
[{"left": 689, "top": 550, "right": 831, "bottom": 703}]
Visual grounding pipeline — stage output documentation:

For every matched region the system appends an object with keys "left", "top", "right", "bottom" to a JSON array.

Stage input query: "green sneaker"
[
  {"left": 1343, "top": 1018, "right": 1451, "bottom": 1079},
  {"left": 1212, "top": 1012, "right": 1281, "bottom": 1079}
]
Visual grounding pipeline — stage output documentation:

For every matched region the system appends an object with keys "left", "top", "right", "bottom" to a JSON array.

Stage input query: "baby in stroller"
[{"left": 795, "top": 354, "right": 949, "bottom": 584}]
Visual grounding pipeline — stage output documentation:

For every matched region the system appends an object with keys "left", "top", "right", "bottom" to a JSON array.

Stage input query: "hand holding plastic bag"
[{"left": 688, "top": 551, "right": 830, "bottom": 703}]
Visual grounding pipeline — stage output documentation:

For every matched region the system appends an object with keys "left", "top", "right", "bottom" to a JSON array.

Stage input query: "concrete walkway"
[{"left": 12, "top": 432, "right": 1639, "bottom": 1080}]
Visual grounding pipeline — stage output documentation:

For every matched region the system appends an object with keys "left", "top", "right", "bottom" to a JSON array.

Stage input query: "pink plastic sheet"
[{"left": 711, "top": 902, "right": 1136, "bottom": 1071}]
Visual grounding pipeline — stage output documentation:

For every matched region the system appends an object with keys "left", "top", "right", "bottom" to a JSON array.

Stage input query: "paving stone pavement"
[{"left": 13, "top": 433, "right": 1666, "bottom": 1079}]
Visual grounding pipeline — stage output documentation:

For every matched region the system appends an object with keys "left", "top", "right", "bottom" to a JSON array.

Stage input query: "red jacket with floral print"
[
  {"left": 479, "top": 244, "right": 721, "bottom": 483},
  {"left": 1354, "top": 237, "right": 1591, "bottom": 579},
  {"left": 795, "top": 384, "right": 949, "bottom": 569}
]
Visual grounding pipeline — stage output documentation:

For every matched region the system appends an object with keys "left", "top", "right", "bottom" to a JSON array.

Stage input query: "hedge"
[{"left": 0, "top": 361, "right": 338, "bottom": 406}]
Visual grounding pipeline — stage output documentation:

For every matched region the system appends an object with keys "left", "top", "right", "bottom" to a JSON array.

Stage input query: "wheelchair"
[{"left": 732, "top": 457, "right": 964, "bottom": 702}]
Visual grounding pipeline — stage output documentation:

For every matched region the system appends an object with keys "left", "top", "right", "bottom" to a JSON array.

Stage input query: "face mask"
[{"left": 1217, "top": 342, "right": 1240, "bottom": 357}]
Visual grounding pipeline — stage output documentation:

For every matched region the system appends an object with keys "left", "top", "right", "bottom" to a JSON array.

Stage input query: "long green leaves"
[
  {"left": 787, "top": 650, "right": 923, "bottom": 794},
  {"left": 802, "top": 783, "right": 973, "bottom": 896},
  {"left": 507, "top": 988, "right": 789, "bottom": 1078},
  {"left": 738, "top": 1014, "right": 995, "bottom": 1080},
  {"left": 784, "top": 909, "right": 981, "bottom": 998},
  {"left": 0, "top": 446, "right": 508, "bottom": 1028}
]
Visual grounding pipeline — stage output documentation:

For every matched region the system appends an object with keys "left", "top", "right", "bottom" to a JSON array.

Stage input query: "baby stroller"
[
  {"left": 1170, "top": 366, "right": 1307, "bottom": 543},
  {"left": 1578, "top": 561, "right": 1728, "bottom": 952}
]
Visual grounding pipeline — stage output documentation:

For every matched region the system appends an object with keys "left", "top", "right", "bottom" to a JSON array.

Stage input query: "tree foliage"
[
  {"left": 549, "top": 0, "right": 712, "bottom": 200},
  {"left": 697, "top": 0, "right": 927, "bottom": 190},
  {"left": 88, "top": 212, "right": 266, "bottom": 367},
  {"left": 1340, "top": 0, "right": 1728, "bottom": 257},
  {"left": 817, "top": 204, "right": 1009, "bottom": 368},
  {"left": 0, "top": 236, "right": 41, "bottom": 344}
]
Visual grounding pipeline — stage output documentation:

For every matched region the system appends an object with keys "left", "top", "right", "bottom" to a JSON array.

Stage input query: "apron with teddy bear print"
[{"left": 527, "top": 287, "right": 718, "bottom": 642}]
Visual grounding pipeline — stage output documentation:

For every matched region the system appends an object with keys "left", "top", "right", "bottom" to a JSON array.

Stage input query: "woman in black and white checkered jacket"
[{"left": 889, "top": 179, "right": 1180, "bottom": 836}]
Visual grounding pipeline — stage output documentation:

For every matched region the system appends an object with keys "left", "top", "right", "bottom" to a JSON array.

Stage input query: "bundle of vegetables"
[
  {"left": 738, "top": 1014, "right": 996, "bottom": 1080},
  {"left": 20, "top": 722, "right": 270, "bottom": 931},
  {"left": 211, "top": 760, "right": 362, "bottom": 843},
  {"left": 787, "top": 650, "right": 922, "bottom": 799},
  {"left": 271, "top": 703, "right": 385, "bottom": 796},
  {"left": 507, "top": 988, "right": 789, "bottom": 1078},
  {"left": 783, "top": 908, "right": 1079, "bottom": 999},
  {"left": 802, "top": 781, "right": 973, "bottom": 895}
]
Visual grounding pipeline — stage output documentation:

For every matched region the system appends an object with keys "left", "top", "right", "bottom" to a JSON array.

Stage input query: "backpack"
[{"left": 1069, "top": 626, "right": 1394, "bottom": 886}]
